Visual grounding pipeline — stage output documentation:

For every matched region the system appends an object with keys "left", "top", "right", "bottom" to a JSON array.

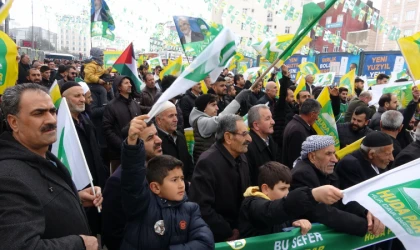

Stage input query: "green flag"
[{"left": 91, "top": 0, "right": 115, "bottom": 41}]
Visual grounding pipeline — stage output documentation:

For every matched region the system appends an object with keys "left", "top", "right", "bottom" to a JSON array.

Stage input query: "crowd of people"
[{"left": 1, "top": 47, "right": 418, "bottom": 250}]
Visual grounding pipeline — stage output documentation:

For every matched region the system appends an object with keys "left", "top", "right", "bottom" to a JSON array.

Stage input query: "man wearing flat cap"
[
  {"left": 291, "top": 135, "right": 385, "bottom": 237},
  {"left": 155, "top": 101, "right": 194, "bottom": 182},
  {"left": 336, "top": 131, "right": 394, "bottom": 190}
]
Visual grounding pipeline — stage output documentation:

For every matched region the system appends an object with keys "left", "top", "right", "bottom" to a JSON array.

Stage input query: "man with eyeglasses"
[
  {"left": 190, "top": 114, "right": 252, "bottom": 243},
  {"left": 57, "top": 66, "right": 78, "bottom": 89}
]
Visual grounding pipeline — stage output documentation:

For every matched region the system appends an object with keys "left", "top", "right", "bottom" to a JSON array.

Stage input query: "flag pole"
[{"left": 248, "top": 57, "right": 280, "bottom": 90}]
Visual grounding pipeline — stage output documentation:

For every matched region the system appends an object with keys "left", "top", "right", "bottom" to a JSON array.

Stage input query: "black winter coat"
[
  {"left": 102, "top": 167, "right": 125, "bottom": 250},
  {"left": 272, "top": 75, "right": 294, "bottom": 156},
  {"left": 336, "top": 150, "right": 386, "bottom": 189},
  {"left": 337, "top": 123, "right": 372, "bottom": 148},
  {"left": 189, "top": 142, "right": 250, "bottom": 242},
  {"left": 369, "top": 106, "right": 386, "bottom": 131},
  {"left": 157, "top": 128, "right": 195, "bottom": 181},
  {"left": 282, "top": 115, "right": 317, "bottom": 168},
  {"left": 139, "top": 86, "right": 161, "bottom": 114},
  {"left": 291, "top": 159, "right": 368, "bottom": 236},
  {"left": 257, "top": 94, "right": 275, "bottom": 112},
  {"left": 393, "top": 140, "right": 420, "bottom": 168},
  {"left": 17, "top": 61, "right": 30, "bottom": 84},
  {"left": 74, "top": 114, "right": 108, "bottom": 188},
  {"left": 238, "top": 187, "right": 317, "bottom": 238},
  {"left": 0, "top": 132, "right": 90, "bottom": 249},
  {"left": 245, "top": 130, "right": 278, "bottom": 185},
  {"left": 179, "top": 90, "right": 198, "bottom": 128},
  {"left": 103, "top": 94, "right": 141, "bottom": 160},
  {"left": 90, "top": 85, "right": 114, "bottom": 148},
  {"left": 121, "top": 140, "right": 214, "bottom": 250}
]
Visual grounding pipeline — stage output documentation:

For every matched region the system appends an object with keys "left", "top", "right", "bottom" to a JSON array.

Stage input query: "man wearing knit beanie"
[
  {"left": 336, "top": 131, "right": 394, "bottom": 189},
  {"left": 291, "top": 135, "right": 385, "bottom": 237}
]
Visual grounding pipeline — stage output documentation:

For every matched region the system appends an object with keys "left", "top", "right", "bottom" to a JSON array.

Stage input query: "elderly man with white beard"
[
  {"left": 291, "top": 135, "right": 385, "bottom": 237},
  {"left": 61, "top": 82, "right": 108, "bottom": 236}
]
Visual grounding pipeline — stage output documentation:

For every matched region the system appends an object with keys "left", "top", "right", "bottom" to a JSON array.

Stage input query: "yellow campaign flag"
[
  {"left": 200, "top": 80, "right": 208, "bottom": 94},
  {"left": 0, "top": 30, "right": 18, "bottom": 94},
  {"left": 137, "top": 54, "right": 145, "bottom": 68},
  {"left": 398, "top": 32, "right": 420, "bottom": 81},
  {"left": 0, "top": 0, "right": 14, "bottom": 24},
  {"left": 49, "top": 80, "right": 62, "bottom": 108},
  {"left": 294, "top": 75, "right": 307, "bottom": 101},
  {"left": 338, "top": 69, "right": 356, "bottom": 95},
  {"left": 159, "top": 56, "right": 182, "bottom": 80},
  {"left": 298, "top": 62, "right": 320, "bottom": 76},
  {"left": 228, "top": 53, "right": 244, "bottom": 71},
  {"left": 336, "top": 137, "right": 364, "bottom": 160},
  {"left": 312, "top": 87, "right": 340, "bottom": 150}
]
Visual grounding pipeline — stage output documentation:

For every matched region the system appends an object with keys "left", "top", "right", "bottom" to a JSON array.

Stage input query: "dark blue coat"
[{"left": 120, "top": 140, "right": 214, "bottom": 250}]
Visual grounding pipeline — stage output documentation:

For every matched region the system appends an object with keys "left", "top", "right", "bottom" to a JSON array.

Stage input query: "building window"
[
  {"left": 333, "top": 46, "right": 340, "bottom": 52},
  {"left": 406, "top": 11, "right": 415, "bottom": 20},
  {"left": 267, "top": 11, "right": 273, "bottom": 22},
  {"left": 337, "top": 14, "right": 344, "bottom": 23},
  {"left": 285, "top": 26, "right": 291, "bottom": 34},
  {"left": 251, "top": 9, "right": 254, "bottom": 13},
  {"left": 274, "top": 25, "right": 277, "bottom": 29},
  {"left": 322, "top": 46, "right": 329, "bottom": 53},
  {"left": 393, "top": 14, "right": 399, "bottom": 22},
  {"left": 241, "top": 23, "right": 246, "bottom": 30},
  {"left": 336, "top": 30, "right": 341, "bottom": 37},
  {"left": 326, "top": 16, "right": 332, "bottom": 24},
  {"left": 266, "top": 25, "right": 272, "bottom": 32},
  {"left": 242, "top": 8, "right": 248, "bottom": 15}
]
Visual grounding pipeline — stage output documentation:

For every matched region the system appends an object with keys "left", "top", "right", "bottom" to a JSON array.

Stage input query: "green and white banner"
[
  {"left": 146, "top": 22, "right": 236, "bottom": 121},
  {"left": 216, "top": 224, "right": 395, "bottom": 250},
  {"left": 343, "top": 158, "right": 420, "bottom": 249},
  {"left": 313, "top": 72, "right": 336, "bottom": 87},
  {"left": 51, "top": 98, "right": 93, "bottom": 190}
]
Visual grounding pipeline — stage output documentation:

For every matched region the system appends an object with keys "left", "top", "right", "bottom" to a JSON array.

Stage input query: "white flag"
[
  {"left": 51, "top": 98, "right": 92, "bottom": 190},
  {"left": 146, "top": 25, "right": 237, "bottom": 121},
  {"left": 343, "top": 158, "right": 420, "bottom": 250}
]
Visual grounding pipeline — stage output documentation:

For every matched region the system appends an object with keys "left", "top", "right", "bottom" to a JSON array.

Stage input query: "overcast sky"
[{"left": 7, "top": 0, "right": 383, "bottom": 50}]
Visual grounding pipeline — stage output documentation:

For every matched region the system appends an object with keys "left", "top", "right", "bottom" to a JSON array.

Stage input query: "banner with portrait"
[
  {"left": 173, "top": 16, "right": 210, "bottom": 57},
  {"left": 91, "top": 0, "right": 115, "bottom": 40}
]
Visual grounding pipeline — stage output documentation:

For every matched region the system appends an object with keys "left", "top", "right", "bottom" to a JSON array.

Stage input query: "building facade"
[
  {"left": 310, "top": 0, "right": 377, "bottom": 53},
  {"left": 9, "top": 26, "right": 58, "bottom": 51},
  {"left": 58, "top": 26, "right": 90, "bottom": 56},
  {"left": 376, "top": 0, "right": 420, "bottom": 51}
]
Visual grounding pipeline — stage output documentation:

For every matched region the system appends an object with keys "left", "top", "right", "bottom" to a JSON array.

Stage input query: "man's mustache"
[{"left": 41, "top": 124, "right": 57, "bottom": 132}]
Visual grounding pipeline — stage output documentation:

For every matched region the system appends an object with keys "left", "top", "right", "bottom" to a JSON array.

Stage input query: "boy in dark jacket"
[
  {"left": 121, "top": 115, "right": 214, "bottom": 250},
  {"left": 238, "top": 161, "right": 343, "bottom": 238}
]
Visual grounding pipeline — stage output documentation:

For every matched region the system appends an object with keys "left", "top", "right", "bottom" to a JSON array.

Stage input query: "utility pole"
[{"left": 31, "top": 0, "right": 34, "bottom": 49}]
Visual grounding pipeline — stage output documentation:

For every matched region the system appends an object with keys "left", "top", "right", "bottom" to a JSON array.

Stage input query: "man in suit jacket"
[
  {"left": 336, "top": 131, "right": 394, "bottom": 189},
  {"left": 393, "top": 123, "right": 420, "bottom": 168},
  {"left": 245, "top": 105, "right": 278, "bottom": 185},
  {"left": 178, "top": 17, "right": 205, "bottom": 44}
]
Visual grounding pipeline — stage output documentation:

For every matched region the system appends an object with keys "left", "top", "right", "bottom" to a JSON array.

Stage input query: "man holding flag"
[{"left": 0, "top": 83, "right": 102, "bottom": 250}]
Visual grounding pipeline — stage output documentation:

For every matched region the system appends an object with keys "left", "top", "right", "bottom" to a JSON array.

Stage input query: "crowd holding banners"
[{"left": 4, "top": 0, "right": 420, "bottom": 249}]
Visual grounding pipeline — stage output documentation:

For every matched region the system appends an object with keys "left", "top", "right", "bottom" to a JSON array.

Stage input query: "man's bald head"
[{"left": 265, "top": 81, "right": 278, "bottom": 99}]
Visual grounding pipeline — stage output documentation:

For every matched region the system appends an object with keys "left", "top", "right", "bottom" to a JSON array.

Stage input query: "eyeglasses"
[
  {"left": 70, "top": 72, "right": 77, "bottom": 75},
  {"left": 229, "top": 131, "right": 250, "bottom": 137}
]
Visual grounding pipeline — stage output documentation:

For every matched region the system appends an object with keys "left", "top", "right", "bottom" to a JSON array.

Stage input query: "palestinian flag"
[{"left": 113, "top": 43, "right": 143, "bottom": 92}]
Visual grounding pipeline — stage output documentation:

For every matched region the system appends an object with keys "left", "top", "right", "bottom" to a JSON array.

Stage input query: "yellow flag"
[
  {"left": 159, "top": 56, "right": 182, "bottom": 80},
  {"left": 312, "top": 87, "right": 340, "bottom": 150},
  {"left": 298, "top": 62, "right": 320, "bottom": 76},
  {"left": 339, "top": 69, "right": 356, "bottom": 95},
  {"left": 228, "top": 53, "right": 244, "bottom": 71},
  {"left": 398, "top": 32, "right": 420, "bottom": 81},
  {"left": 200, "top": 80, "right": 208, "bottom": 94},
  {"left": 49, "top": 80, "right": 62, "bottom": 108},
  {"left": 294, "top": 75, "right": 307, "bottom": 101},
  {"left": 0, "top": 0, "right": 14, "bottom": 24},
  {"left": 336, "top": 137, "right": 364, "bottom": 160},
  {"left": 0, "top": 30, "right": 18, "bottom": 94}
]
